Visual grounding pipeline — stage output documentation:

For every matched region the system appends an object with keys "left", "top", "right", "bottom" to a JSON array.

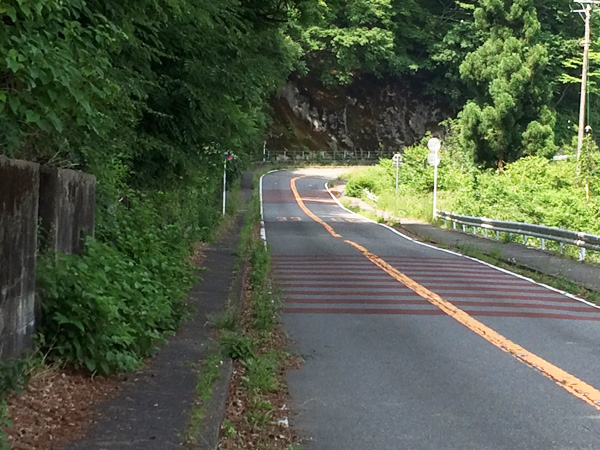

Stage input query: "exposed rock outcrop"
[{"left": 268, "top": 75, "right": 450, "bottom": 160}]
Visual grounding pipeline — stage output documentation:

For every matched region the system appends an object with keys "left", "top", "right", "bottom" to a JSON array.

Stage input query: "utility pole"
[{"left": 574, "top": 1, "right": 600, "bottom": 160}]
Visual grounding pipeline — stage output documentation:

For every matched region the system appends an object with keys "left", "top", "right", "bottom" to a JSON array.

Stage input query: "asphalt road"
[{"left": 262, "top": 168, "right": 600, "bottom": 450}]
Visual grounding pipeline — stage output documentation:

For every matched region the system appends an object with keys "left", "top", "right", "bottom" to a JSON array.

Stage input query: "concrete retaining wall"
[
  {"left": 0, "top": 157, "right": 40, "bottom": 361},
  {"left": 39, "top": 167, "right": 96, "bottom": 255},
  {"left": 0, "top": 159, "right": 96, "bottom": 362}
]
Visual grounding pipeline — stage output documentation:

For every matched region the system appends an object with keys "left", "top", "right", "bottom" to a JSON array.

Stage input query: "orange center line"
[
  {"left": 290, "top": 177, "right": 341, "bottom": 238},
  {"left": 286, "top": 175, "right": 600, "bottom": 410}
]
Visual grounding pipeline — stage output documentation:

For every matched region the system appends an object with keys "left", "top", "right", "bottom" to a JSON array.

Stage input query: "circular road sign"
[
  {"left": 427, "top": 153, "right": 440, "bottom": 167},
  {"left": 427, "top": 137, "right": 441, "bottom": 153}
]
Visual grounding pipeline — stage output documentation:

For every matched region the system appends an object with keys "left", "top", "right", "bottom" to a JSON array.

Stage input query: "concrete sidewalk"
[
  {"left": 67, "top": 173, "right": 252, "bottom": 450},
  {"left": 343, "top": 195, "right": 600, "bottom": 294}
]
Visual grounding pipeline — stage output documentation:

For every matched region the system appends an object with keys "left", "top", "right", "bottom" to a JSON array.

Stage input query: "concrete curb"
[
  {"left": 194, "top": 172, "right": 253, "bottom": 450},
  {"left": 194, "top": 358, "right": 233, "bottom": 450}
]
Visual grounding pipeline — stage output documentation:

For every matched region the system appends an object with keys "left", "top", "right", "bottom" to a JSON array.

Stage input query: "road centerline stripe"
[
  {"left": 290, "top": 177, "right": 341, "bottom": 238},
  {"left": 283, "top": 175, "right": 600, "bottom": 411}
]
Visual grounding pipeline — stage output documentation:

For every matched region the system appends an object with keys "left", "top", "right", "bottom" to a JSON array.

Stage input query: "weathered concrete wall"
[
  {"left": 0, "top": 157, "right": 40, "bottom": 361},
  {"left": 38, "top": 167, "right": 96, "bottom": 255}
]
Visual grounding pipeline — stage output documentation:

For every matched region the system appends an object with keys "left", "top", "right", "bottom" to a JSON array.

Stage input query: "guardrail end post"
[{"left": 580, "top": 247, "right": 586, "bottom": 261}]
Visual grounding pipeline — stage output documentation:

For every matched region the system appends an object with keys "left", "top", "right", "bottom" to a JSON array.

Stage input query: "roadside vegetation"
[
  {"left": 213, "top": 186, "right": 302, "bottom": 450},
  {"left": 344, "top": 122, "right": 600, "bottom": 260},
  {"left": 2, "top": 0, "right": 600, "bottom": 446}
]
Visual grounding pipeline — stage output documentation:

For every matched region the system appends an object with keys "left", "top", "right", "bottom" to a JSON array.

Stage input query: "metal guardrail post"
[{"left": 435, "top": 209, "right": 600, "bottom": 259}]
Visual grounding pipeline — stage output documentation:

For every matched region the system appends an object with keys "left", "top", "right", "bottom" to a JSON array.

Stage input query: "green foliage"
[
  {"left": 453, "top": 156, "right": 600, "bottom": 233},
  {"left": 0, "top": 359, "right": 31, "bottom": 398},
  {"left": 0, "top": 400, "right": 9, "bottom": 450},
  {"left": 345, "top": 163, "right": 392, "bottom": 197},
  {"left": 37, "top": 195, "right": 197, "bottom": 374},
  {"left": 222, "top": 419, "right": 237, "bottom": 438},
  {"left": 0, "top": 0, "right": 120, "bottom": 158},
  {"left": 242, "top": 353, "right": 280, "bottom": 393},
  {"left": 457, "top": 0, "right": 556, "bottom": 166},
  {"left": 7, "top": 0, "right": 308, "bottom": 376},
  {"left": 247, "top": 225, "right": 282, "bottom": 331},
  {"left": 344, "top": 126, "right": 600, "bottom": 237},
  {"left": 289, "top": 1, "right": 592, "bottom": 165},
  {"left": 209, "top": 305, "right": 239, "bottom": 332},
  {"left": 293, "top": 0, "right": 460, "bottom": 85},
  {"left": 220, "top": 334, "right": 256, "bottom": 361},
  {"left": 195, "top": 353, "right": 222, "bottom": 402}
]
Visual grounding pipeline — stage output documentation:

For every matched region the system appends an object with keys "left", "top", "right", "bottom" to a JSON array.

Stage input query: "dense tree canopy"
[
  {"left": 0, "top": 0, "right": 307, "bottom": 193},
  {"left": 291, "top": 0, "right": 592, "bottom": 166},
  {"left": 0, "top": 0, "right": 596, "bottom": 171},
  {"left": 458, "top": 0, "right": 556, "bottom": 165}
]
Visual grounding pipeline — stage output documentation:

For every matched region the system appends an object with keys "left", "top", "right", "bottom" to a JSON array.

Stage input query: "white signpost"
[
  {"left": 392, "top": 153, "right": 403, "bottom": 192},
  {"left": 427, "top": 138, "right": 441, "bottom": 219},
  {"left": 223, "top": 153, "right": 233, "bottom": 216}
]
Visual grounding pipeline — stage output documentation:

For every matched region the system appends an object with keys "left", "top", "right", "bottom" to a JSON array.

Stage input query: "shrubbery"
[
  {"left": 37, "top": 195, "right": 200, "bottom": 374},
  {"left": 346, "top": 134, "right": 600, "bottom": 235},
  {"left": 0, "top": 0, "right": 300, "bottom": 374}
]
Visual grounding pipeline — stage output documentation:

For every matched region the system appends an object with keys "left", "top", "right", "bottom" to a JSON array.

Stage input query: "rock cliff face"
[{"left": 268, "top": 75, "right": 451, "bottom": 160}]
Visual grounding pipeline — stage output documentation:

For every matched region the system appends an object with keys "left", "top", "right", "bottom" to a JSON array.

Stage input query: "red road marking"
[
  {"left": 283, "top": 290, "right": 419, "bottom": 296},
  {"left": 284, "top": 308, "right": 445, "bottom": 315},
  {"left": 465, "top": 310, "right": 600, "bottom": 321},
  {"left": 283, "top": 298, "right": 596, "bottom": 313}
]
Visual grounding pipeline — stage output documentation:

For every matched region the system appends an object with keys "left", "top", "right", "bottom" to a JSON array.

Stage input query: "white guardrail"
[
  {"left": 364, "top": 189, "right": 379, "bottom": 203},
  {"left": 360, "top": 188, "right": 597, "bottom": 261},
  {"left": 436, "top": 210, "right": 600, "bottom": 261}
]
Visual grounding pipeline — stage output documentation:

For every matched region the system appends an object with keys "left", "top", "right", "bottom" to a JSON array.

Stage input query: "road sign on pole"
[{"left": 427, "top": 153, "right": 440, "bottom": 167}]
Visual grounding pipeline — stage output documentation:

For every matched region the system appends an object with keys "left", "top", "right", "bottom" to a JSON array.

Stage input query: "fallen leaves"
[{"left": 2, "top": 365, "right": 119, "bottom": 449}]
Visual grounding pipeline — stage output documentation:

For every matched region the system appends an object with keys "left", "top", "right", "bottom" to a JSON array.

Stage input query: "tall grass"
[{"left": 376, "top": 190, "right": 457, "bottom": 222}]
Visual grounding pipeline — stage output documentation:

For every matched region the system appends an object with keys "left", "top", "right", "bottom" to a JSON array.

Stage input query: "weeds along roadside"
[
  {"left": 0, "top": 179, "right": 243, "bottom": 450},
  {"left": 0, "top": 357, "right": 41, "bottom": 450},
  {"left": 208, "top": 177, "right": 301, "bottom": 450}
]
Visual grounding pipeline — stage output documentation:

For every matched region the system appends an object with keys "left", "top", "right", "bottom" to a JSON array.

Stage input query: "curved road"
[{"left": 262, "top": 169, "right": 600, "bottom": 450}]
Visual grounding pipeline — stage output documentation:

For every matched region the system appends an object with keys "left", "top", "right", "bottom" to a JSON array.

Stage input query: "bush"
[
  {"left": 37, "top": 197, "right": 196, "bottom": 374},
  {"left": 454, "top": 156, "right": 600, "bottom": 233}
]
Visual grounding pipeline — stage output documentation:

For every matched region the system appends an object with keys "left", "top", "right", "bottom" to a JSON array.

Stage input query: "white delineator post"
[
  {"left": 222, "top": 156, "right": 227, "bottom": 216},
  {"left": 433, "top": 155, "right": 438, "bottom": 218},
  {"left": 427, "top": 138, "right": 441, "bottom": 220},
  {"left": 392, "top": 153, "right": 403, "bottom": 193}
]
